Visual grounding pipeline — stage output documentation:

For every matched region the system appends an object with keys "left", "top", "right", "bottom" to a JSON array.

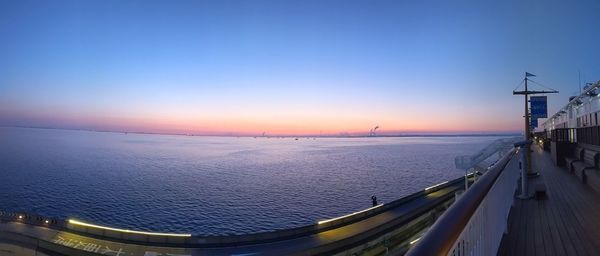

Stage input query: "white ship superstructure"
[{"left": 541, "top": 80, "right": 600, "bottom": 132}]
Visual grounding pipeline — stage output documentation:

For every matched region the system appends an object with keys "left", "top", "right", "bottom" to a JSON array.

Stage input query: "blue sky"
[{"left": 1, "top": 0, "right": 599, "bottom": 135}]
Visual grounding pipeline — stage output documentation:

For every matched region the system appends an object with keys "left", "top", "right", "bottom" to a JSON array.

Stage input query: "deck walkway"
[{"left": 498, "top": 145, "right": 600, "bottom": 256}]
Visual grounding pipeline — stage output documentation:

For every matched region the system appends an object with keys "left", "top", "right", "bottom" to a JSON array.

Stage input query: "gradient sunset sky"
[{"left": 1, "top": 0, "right": 599, "bottom": 136}]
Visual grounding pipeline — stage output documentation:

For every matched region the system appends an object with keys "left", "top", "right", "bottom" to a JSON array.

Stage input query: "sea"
[{"left": 0, "top": 127, "right": 513, "bottom": 235}]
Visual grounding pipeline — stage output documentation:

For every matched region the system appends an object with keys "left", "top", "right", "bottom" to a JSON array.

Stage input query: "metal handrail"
[{"left": 406, "top": 148, "right": 516, "bottom": 256}]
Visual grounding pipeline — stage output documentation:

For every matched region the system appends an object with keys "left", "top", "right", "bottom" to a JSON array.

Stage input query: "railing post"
[
  {"left": 465, "top": 169, "right": 470, "bottom": 191},
  {"left": 515, "top": 141, "right": 533, "bottom": 200}
]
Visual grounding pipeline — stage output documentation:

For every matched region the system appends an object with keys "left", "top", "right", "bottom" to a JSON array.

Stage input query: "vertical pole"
[
  {"left": 518, "top": 143, "right": 532, "bottom": 199},
  {"left": 521, "top": 145, "right": 528, "bottom": 195},
  {"left": 465, "top": 169, "right": 469, "bottom": 191},
  {"left": 524, "top": 75, "right": 532, "bottom": 174}
]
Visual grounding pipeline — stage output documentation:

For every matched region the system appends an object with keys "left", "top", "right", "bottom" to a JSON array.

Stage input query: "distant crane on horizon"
[{"left": 369, "top": 125, "right": 379, "bottom": 137}]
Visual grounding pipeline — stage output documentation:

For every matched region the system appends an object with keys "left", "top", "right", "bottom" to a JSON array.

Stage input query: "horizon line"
[{"left": 1, "top": 125, "right": 523, "bottom": 138}]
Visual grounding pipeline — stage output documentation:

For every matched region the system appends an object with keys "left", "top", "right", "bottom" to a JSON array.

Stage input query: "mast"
[
  {"left": 525, "top": 75, "right": 529, "bottom": 141},
  {"left": 524, "top": 75, "right": 531, "bottom": 174},
  {"left": 513, "top": 72, "right": 558, "bottom": 176}
]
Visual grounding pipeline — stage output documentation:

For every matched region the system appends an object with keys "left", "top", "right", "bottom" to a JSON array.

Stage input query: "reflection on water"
[{"left": 0, "top": 127, "right": 507, "bottom": 235}]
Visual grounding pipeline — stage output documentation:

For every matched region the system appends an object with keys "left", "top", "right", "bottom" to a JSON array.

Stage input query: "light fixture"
[
  {"left": 424, "top": 181, "right": 449, "bottom": 191},
  {"left": 410, "top": 237, "right": 421, "bottom": 245},
  {"left": 68, "top": 219, "right": 192, "bottom": 237},
  {"left": 317, "top": 204, "right": 384, "bottom": 225}
]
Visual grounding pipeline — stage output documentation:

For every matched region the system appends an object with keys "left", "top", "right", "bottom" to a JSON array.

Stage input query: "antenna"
[{"left": 579, "top": 70, "right": 582, "bottom": 93}]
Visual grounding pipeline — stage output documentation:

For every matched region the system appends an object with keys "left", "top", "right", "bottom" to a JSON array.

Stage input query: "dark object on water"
[{"left": 371, "top": 195, "right": 377, "bottom": 206}]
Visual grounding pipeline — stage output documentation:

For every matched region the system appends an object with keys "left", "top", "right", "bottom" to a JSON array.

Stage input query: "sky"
[{"left": 1, "top": 0, "right": 599, "bottom": 136}]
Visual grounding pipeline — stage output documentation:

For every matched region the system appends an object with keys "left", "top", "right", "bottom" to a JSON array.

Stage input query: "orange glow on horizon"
[
  {"left": 2, "top": 104, "right": 523, "bottom": 136},
  {"left": 7, "top": 114, "right": 520, "bottom": 136}
]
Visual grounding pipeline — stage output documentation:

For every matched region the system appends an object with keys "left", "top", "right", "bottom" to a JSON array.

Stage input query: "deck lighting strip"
[
  {"left": 410, "top": 237, "right": 421, "bottom": 245},
  {"left": 68, "top": 219, "right": 192, "bottom": 237},
  {"left": 317, "top": 204, "right": 384, "bottom": 225},
  {"left": 424, "top": 181, "right": 449, "bottom": 191}
]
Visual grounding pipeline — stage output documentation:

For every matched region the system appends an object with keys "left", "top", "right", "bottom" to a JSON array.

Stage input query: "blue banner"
[
  {"left": 530, "top": 96, "right": 547, "bottom": 119},
  {"left": 531, "top": 118, "right": 538, "bottom": 129}
]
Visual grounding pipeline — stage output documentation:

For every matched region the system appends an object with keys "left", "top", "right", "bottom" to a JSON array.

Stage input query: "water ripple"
[{"left": 0, "top": 127, "right": 503, "bottom": 235}]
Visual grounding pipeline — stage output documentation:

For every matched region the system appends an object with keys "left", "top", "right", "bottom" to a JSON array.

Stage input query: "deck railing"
[
  {"left": 551, "top": 128, "right": 577, "bottom": 143},
  {"left": 575, "top": 126, "right": 600, "bottom": 145},
  {"left": 407, "top": 146, "right": 518, "bottom": 256},
  {"left": 550, "top": 126, "right": 600, "bottom": 146}
]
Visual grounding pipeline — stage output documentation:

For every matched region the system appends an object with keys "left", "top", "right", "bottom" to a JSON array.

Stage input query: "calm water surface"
[{"left": 0, "top": 127, "right": 509, "bottom": 235}]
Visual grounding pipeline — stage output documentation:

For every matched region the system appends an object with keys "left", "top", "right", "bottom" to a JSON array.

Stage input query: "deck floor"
[{"left": 498, "top": 145, "right": 600, "bottom": 256}]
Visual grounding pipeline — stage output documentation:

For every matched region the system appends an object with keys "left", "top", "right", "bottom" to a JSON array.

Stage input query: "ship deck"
[
  {"left": 498, "top": 145, "right": 600, "bottom": 256},
  {"left": 0, "top": 177, "right": 462, "bottom": 256}
]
